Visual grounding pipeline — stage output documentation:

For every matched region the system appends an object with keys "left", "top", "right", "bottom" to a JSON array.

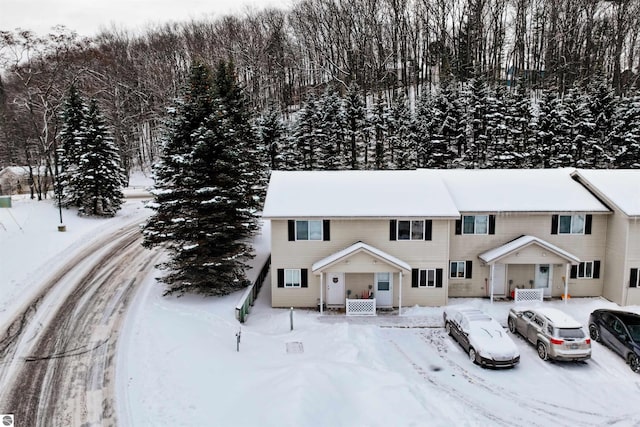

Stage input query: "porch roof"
[
  {"left": 479, "top": 235, "right": 580, "bottom": 265},
  {"left": 312, "top": 241, "right": 411, "bottom": 273}
]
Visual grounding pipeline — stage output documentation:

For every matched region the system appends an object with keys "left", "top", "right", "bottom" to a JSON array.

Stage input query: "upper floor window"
[
  {"left": 560, "top": 214, "right": 585, "bottom": 234},
  {"left": 390, "top": 219, "right": 432, "bottom": 241},
  {"left": 455, "top": 215, "right": 495, "bottom": 235},
  {"left": 552, "top": 214, "right": 592, "bottom": 235},
  {"left": 297, "top": 220, "right": 322, "bottom": 240},
  {"left": 288, "top": 220, "right": 330, "bottom": 241},
  {"left": 398, "top": 220, "right": 425, "bottom": 240},
  {"left": 463, "top": 215, "right": 488, "bottom": 234}
]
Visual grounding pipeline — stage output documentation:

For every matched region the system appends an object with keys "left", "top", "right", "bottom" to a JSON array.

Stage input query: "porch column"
[
  {"left": 490, "top": 263, "right": 495, "bottom": 304},
  {"left": 564, "top": 264, "right": 570, "bottom": 305},
  {"left": 398, "top": 271, "right": 403, "bottom": 316},
  {"left": 320, "top": 272, "right": 324, "bottom": 314}
]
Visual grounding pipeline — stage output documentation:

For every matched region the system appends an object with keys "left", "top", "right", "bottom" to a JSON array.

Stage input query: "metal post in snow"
[
  {"left": 490, "top": 264, "right": 495, "bottom": 304},
  {"left": 290, "top": 307, "right": 294, "bottom": 331},
  {"left": 236, "top": 328, "right": 241, "bottom": 352}
]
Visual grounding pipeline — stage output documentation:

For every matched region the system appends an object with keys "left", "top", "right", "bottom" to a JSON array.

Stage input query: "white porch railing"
[
  {"left": 514, "top": 288, "right": 544, "bottom": 304},
  {"left": 346, "top": 298, "right": 376, "bottom": 316}
]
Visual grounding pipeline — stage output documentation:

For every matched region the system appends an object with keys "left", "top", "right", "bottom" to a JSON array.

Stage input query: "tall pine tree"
[{"left": 143, "top": 60, "right": 263, "bottom": 295}]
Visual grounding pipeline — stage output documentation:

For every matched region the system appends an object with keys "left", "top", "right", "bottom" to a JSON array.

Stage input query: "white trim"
[
  {"left": 479, "top": 235, "right": 580, "bottom": 265},
  {"left": 399, "top": 271, "right": 403, "bottom": 316},
  {"left": 312, "top": 241, "right": 411, "bottom": 273}
]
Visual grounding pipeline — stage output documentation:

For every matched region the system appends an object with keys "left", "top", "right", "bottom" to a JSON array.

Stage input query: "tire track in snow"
[{"left": 0, "top": 217, "right": 162, "bottom": 427}]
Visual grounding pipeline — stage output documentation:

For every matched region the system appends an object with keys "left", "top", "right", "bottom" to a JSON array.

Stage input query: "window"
[
  {"left": 418, "top": 269, "right": 436, "bottom": 288},
  {"left": 571, "top": 260, "right": 600, "bottom": 279},
  {"left": 463, "top": 215, "right": 488, "bottom": 234},
  {"left": 578, "top": 261, "right": 593, "bottom": 278},
  {"left": 390, "top": 219, "right": 432, "bottom": 241},
  {"left": 277, "top": 268, "right": 308, "bottom": 288},
  {"left": 377, "top": 272, "right": 390, "bottom": 291},
  {"left": 397, "top": 220, "right": 425, "bottom": 240},
  {"left": 285, "top": 269, "right": 301, "bottom": 288},
  {"left": 411, "top": 268, "right": 443, "bottom": 288},
  {"left": 296, "top": 220, "right": 322, "bottom": 240},
  {"left": 559, "top": 214, "right": 585, "bottom": 234},
  {"left": 450, "top": 261, "right": 466, "bottom": 278},
  {"left": 631, "top": 268, "right": 639, "bottom": 288}
]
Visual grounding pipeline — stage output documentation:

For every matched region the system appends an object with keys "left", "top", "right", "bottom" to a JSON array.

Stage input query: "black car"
[{"left": 588, "top": 309, "right": 640, "bottom": 373}]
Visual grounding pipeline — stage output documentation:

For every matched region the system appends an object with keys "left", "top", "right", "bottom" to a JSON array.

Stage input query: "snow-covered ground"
[{"left": 2, "top": 173, "right": 640, "bottom": 427}]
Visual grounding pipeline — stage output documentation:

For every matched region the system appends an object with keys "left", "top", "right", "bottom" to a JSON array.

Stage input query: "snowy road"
[{"left": 0, "top": 216, "right": 161, "bottom": 427}]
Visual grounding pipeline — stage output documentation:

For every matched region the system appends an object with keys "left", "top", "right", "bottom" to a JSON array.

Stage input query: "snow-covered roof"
[
  {"left": 426, "top": 168, "right": 610, "bottom": 213},
  {"left": 311, "top": 241, "right": 411, "bottom": 272},
  {"left": 263, "top": 170, "right": 460, "bottom": 219},
  {"left": 479, "top": 235, "right": 580, "bottom": 265},
  {"left": 573, "top": 169, "right": 640, "bottom": 217}
]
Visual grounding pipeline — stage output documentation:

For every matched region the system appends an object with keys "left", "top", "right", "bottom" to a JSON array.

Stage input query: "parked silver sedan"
[{"left": 508, "top": 307, "right": 591, "bottom": 361}]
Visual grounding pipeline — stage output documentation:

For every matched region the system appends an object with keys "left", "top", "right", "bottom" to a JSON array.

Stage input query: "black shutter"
[
  {"left": 585, "top": 215, "right": 592, "bottom": 235},
  {"left": 301, "top": 269, "right": 308, "bottom": 288},
  {"left": 570, "top": 265, "right": 577, "bottom": 279},
  {"left": 435, "top": 269, "right": 443, "bottom": 288},
  {"left": 277, "top": 269, "right": 285, "bottom": 287},
  {"left": 412, "top": 269, "right": 419, "bottom": 288},
  {"left": 465, "top": 260, "right": 473, "bottom": 279},
  {"left": 425, "top": 220, "right": 432, "bottom": 241},
  {"left": 288, "top": 220, "right": 295, "bottom": 241},
  {"left": 593, "top": 261, "right": 600, "bottom": 279},
  {"left": 455, "top": 219, "right": 462, "bottom": 235},
  {"left": 323, "top": 220, "right": 330, "bottom": 241},
  {"left": 551, "top": 215, "right": 559, "bottom": 234},
  {"left": 631, "top": 268, "right": 638, "bottom": 288},
  {"left": 489, "top": 215, "right": 496, "bottom": 235},
  {"left": 390, "top": 220, "right": 397, "bottom": 241}
]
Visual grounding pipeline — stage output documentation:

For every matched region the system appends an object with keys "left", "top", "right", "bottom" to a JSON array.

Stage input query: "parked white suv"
[{"left": 508, "top": 307, "right": 591, "bottom": 361}]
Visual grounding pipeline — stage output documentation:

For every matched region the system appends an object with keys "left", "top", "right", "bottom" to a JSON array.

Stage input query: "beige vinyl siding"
[
  {"left": 599, "top": 209, "right": 629, "bottom": 304},
  {"left": 626, "top": 219, "right": 640, "bottom": 305},
  {"left": 448, "top": 213, "right": 608, "bottom": 298},
  {"left": 270, "top": 218, "right": 450, "bottom": 308}
]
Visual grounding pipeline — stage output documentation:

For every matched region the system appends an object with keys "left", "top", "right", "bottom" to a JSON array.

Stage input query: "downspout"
[{"left": 398, "top": 271, "right": 403, "bottom": 316}]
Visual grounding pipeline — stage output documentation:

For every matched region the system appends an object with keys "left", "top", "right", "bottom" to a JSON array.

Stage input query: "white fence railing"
[
  {"left": 346, "top": 298, "right": 377, "bottom": 316},
  {"left": 514, "top": 288, "right": 544, "bottom": 304}
]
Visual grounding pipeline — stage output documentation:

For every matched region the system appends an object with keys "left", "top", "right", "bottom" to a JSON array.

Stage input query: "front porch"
[
  {"left": 479, "top": 235, "right": 580, "bottom": 303},
  {"left": 312, "top": 241, "right": 411, "bottom": 316}
]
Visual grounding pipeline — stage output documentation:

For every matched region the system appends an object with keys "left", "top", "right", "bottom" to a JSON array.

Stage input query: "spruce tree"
[
  {"left": 256, "top": 106, "right": 285, "bottom": 170},
  {"left": 58, "top": 85, "right": 87, "bottom": 208},
  {"left": 370, "top": 95, "right": 389, "bottom": 170},
  {"left": 143, "top": 60, "right": 263, "bottom": 295},
  {"left": 73, "top": 99, "right": 125, "bottom": 216},
  {"left": 294, "top": 95, "right": 321, "bottom": 170},
  {"left": 343, "top": 83, "right": 367, "bottom": 169},
  {"left": 612, "top": 95, "right": 640, "bottom": 168}
]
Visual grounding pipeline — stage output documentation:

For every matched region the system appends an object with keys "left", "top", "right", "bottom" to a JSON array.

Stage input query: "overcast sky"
[{"left": 0, "top": 0, "right": 291, "bottom": 37}]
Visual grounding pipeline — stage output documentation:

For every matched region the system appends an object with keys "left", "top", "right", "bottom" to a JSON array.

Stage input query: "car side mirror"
[
  {"left": 516, "top": 313, "right": 523, "bottom": 318},
  {"left": 619, "top": 334, "right": 628, "bottom": 342}
]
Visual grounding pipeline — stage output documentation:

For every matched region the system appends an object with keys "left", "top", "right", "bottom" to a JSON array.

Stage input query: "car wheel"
[
  {"left": 537, "top": 342, "right": 549, "bottom": 361},
  {"left": 445, "top": 321, "right": 452, "bottom": 336},
  {"left": 508, "top": 317, "right": 516, "bottom": 334},
  {"left": 629, "top": 354, "right": 640, "bottom": 373},
  {"left": 469, "top": 347, "right": 477, "bottom": 364},
  {"left": 589, "top": 324, "right": 601, "bottom": 342}
]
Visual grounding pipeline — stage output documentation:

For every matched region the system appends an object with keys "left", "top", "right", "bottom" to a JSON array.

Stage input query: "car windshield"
[
  {"left": 628, "top": 325, "right": 640, "bottom": 342},
  {"left": 556, "top": 328, "right": 585, "bottom": 339}
]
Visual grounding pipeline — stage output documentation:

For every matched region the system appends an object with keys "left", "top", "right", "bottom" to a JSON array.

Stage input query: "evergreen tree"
[
  {"left": 422, "top": 87, "right": 455, "bottom": 168},
  {"left": 370, "top": 95, "right": 389, "bottom": 169},
  {"left": 143, "top": 60, "right": 262, "bottom": 295},
  {"left": 72, "top": 99, "right": 125, "bottom": 216},
  {"left": 343, "top": 83, "right": 367, "bottom": 169},
  {"left": 256, "top": 106, "right": 286, "bottom": 170},
  {"left": 387, "top": 93, "right": 415, "bottom": 169},
  {"left": 294, "top": 95, "right": 321, "bottom": 170},
  {"left": 317, "top": 89, "right": 346, "bottom": 169},
  {"left": 612, "top": 95, "right": 640, "bottom": 168},
  {"left": 465, "top": 75, "right": 489, "bottom": 167},
  {"left": 58, "top": 85, "right": 87, "bottom": 208},
  {"left": 588, "top": 75, "right": 617, "bottom": 168}
]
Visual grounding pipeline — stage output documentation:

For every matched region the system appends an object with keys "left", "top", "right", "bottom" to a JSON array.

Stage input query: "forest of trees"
[{"left": 1, "top": 0, "right": 640, "bottom": 190}]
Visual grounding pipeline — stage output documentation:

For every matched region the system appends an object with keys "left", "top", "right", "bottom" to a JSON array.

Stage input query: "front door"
[
  {"left": 326, "top": 273, "right": 345, "bottom": 305},
  {"left": 534, "top": 264, "right": 552, "bottom": 297},
  {"left": 492, "top": 264, "right": 506, "bottom": 296},
  {"left": 376, "top": 272, "right": 393, "bottom": 307}
]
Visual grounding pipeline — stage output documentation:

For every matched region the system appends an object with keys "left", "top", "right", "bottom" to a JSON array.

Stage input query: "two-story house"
[{"left": 262, "top": 168, "right": 621, "bottom": 312}]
